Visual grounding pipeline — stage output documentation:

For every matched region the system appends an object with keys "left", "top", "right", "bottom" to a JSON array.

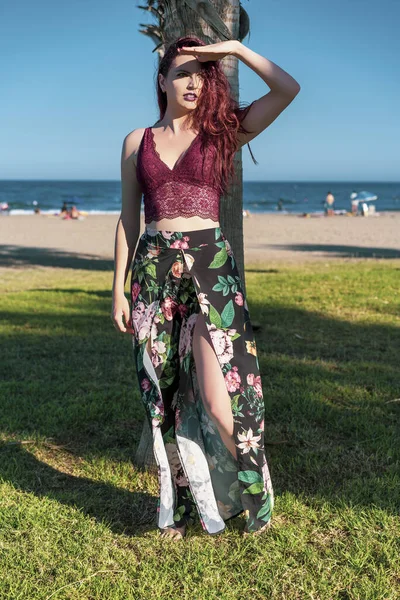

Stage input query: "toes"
[
  {"left": 243, "top": 521, "right": 272, "bottom": 536},
  {"left": 159, "top": 526, "right": 185, "bottom": 540},
  {"left": 160, "top": 529, "right": 174, "bottom": 538}
]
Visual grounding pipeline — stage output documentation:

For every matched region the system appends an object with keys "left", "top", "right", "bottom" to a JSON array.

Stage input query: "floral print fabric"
[{"left": 130, "top": 226, "right": 274, "bottom": 534}]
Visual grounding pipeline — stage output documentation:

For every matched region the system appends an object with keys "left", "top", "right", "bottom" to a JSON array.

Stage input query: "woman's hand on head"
[
  {"left": 111, "top": 294, "right": 134, "bottom": 334},
  {"left": 178, "top": 40, "right": 239, "bottom": 62}
]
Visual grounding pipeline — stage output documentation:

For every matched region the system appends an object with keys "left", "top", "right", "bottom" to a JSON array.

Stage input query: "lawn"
[{"left": 1, "top": 260, "right": 399, "bottom": 600}]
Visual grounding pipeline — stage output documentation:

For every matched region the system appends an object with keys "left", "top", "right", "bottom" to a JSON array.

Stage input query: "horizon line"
[{"left": 0, "top": 179, "right": 399, "bottom": 184}]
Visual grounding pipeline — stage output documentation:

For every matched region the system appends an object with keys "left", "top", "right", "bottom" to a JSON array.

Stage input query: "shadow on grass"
[
  {"left": 0, "top": 442, "right": 157, "bottom": 536},
  {"left": 259, "top": 243, "right": 400, "bottom": 259},
  {"left": 2, "top": 243, "right": 400, "bottom": 272},
  {"left": 0, "top": 245, "right": 114, "bottom": 271},
  {"left": 0, "top": 289, "right": 399, "bottom": 535}
]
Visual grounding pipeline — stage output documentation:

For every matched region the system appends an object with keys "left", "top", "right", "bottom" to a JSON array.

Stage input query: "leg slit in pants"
[{"left": 130, "top": 226, "right": 274, "bottom": 534}]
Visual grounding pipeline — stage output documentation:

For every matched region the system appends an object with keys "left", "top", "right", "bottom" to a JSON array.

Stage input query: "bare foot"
[
  {"left": 243, "top": 520, "right": 271, "bottom": 537},
  {"left": 159, "top": 524, "right": 186, "bottom": 540}
]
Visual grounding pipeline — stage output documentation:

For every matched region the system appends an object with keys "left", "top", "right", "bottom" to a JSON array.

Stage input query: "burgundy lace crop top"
[{"left": 136, "top": 127, "right": 221, "bottom": 224}]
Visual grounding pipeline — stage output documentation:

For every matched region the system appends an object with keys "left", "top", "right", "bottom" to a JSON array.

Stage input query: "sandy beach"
[{"left": 1, "top": 212, "right": 399, "bottom": 271}]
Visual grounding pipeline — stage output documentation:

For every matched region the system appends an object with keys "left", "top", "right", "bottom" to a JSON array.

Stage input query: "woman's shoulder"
[{"left": 123, "top": 127, "right": 148, "bottom": 167}]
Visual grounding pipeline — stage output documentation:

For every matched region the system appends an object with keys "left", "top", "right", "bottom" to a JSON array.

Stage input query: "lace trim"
[
  {"left": 143, "top": 180, "right": 220, "bottom": 224},
  {"left": 144, "top": 211, "right": 219, "bottom": 224}
]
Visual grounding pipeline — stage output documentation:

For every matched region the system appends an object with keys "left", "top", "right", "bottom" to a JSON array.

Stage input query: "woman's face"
[{"left": 159, "top": 55, "right": 204, "bottom": 110}]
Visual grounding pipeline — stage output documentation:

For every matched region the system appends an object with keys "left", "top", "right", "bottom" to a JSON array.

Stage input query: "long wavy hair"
[{"left": 155, "top": 35, "right": 258, "bottom": 197}]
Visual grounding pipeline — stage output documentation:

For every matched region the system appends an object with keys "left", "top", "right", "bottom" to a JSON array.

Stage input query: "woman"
[{"left": 111, "top": 36, "right": 300, "bottom": 539}]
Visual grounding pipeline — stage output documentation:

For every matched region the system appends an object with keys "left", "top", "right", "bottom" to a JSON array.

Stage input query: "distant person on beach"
[
  {"left": 61, "top": 202, "right": 68, "bottom": 216},
  {"left": 324, "top": 191, "right": 335, "bottom": 216},
  {"left": 351, "top": 200, "right": 359, "bottom": 216},
  {"left": 61, "top": 204, "right": 84, "bottom": 220},
  {"left": 70, "top": 205, "right": 79, "bottom": 219},
  {"left": 277, "top": 199, "right": 283, "bottom": 211},
  {"left": 0, "top": 202, "right": 10, "bottom": 215}
]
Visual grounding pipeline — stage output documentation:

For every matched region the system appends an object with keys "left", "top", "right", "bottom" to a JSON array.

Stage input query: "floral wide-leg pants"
[{"left": 130, "top": 225, "right": 274, "bottom": 534}]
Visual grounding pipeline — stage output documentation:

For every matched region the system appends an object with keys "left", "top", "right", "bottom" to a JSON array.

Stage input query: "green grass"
[{"left": 1, "top": 260, "right": 399, "bottom": 600}]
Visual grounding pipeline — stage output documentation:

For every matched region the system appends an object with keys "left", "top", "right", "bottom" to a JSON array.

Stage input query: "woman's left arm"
[{"left": 231, "top": 41, "right": 301, "bottom": 148}]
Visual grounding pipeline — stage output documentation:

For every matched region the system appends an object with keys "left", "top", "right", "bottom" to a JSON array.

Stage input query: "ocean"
[{"left": 1, "top": 180, "right": 399, "bottom": 215}]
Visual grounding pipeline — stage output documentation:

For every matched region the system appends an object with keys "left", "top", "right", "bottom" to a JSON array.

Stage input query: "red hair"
[{"left": 155, "top": 36, "right": 257, "bottom": 197}]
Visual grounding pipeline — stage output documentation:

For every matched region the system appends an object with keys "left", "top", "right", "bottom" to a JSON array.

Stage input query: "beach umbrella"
[{"left": 350, "top": 190, "right": 378, "bottom": 203}]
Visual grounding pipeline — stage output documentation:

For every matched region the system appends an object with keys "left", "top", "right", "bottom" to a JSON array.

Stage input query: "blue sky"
[{"left": 1, "top": 0, "right": 398, "bottom": 181}]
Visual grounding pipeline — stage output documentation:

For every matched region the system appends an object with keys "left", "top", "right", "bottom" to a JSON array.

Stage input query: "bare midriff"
[{"left": 146, "top": 216, "right": 221, "bottom": 232}]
